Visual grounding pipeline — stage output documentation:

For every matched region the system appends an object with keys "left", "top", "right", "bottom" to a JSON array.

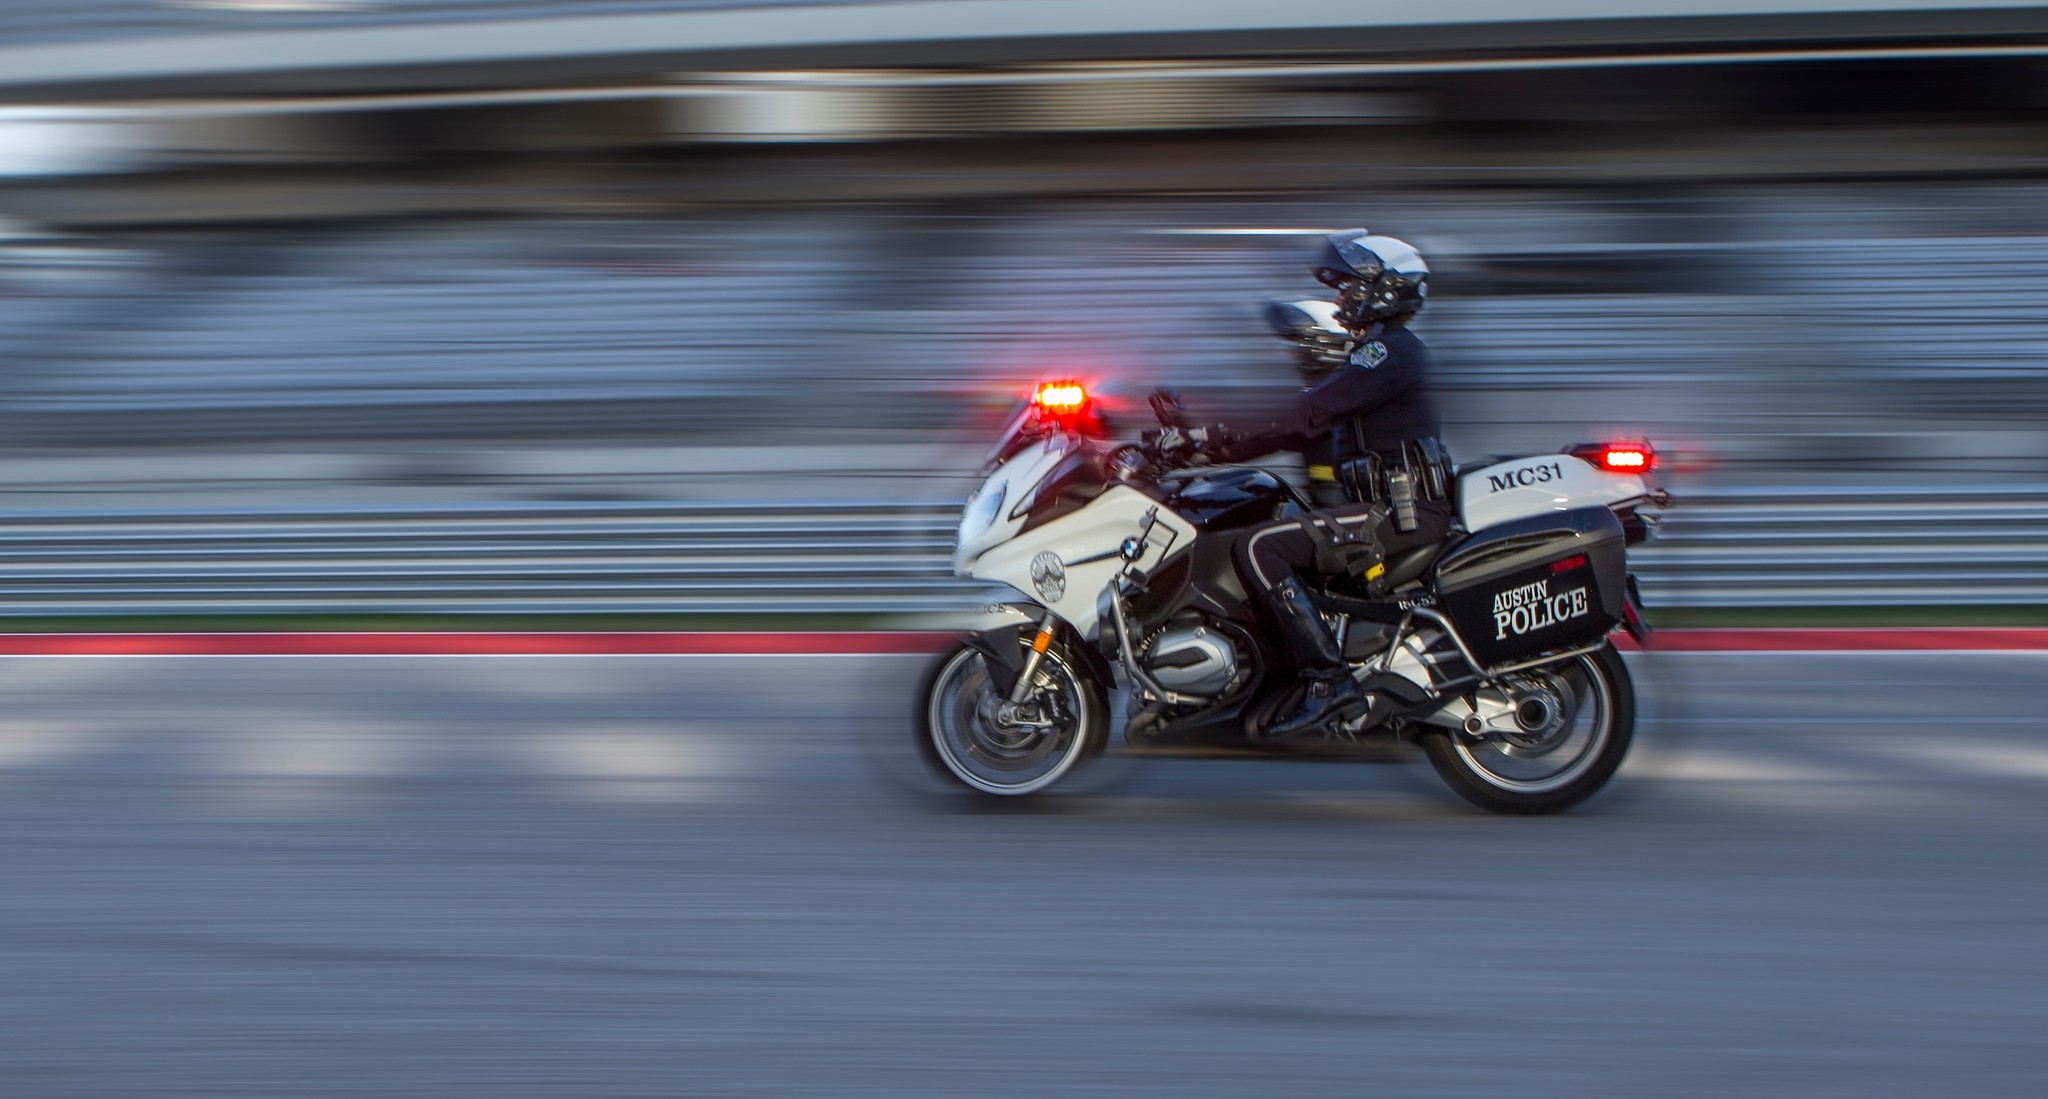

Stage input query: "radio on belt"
[{"left": 1386, "top": 467, "right": 1418, "bottom": 533}]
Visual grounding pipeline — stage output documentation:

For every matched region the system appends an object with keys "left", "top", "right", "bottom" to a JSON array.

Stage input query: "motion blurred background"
[
  {"left": 5, "top": 5, "right": 2048, "bottom": 1097},
  {"left": 3, "top": 0, "right": 2047, "bottom": 619}
]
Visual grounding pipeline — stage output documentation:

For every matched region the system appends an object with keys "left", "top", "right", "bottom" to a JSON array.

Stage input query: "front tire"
[
  {"left": 1422, "top": 642, "right": 1635, "bottom": 815},
  {"left": 916, "top": 639, "right": 1109, "bottom": 798}
]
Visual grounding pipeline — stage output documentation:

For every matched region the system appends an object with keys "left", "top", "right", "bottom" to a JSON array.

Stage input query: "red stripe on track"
[
  {"left": 1616, "top": 628, "right": 2048, "bottom": 652},
  {"left": 0, "top": 628, "right": 2041, "bottom": 657},
  {"left": 0, "top": 632, "right": 961, "bottom": 657}
]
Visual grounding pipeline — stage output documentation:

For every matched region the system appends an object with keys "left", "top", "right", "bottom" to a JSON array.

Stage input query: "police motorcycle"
[{"left": 920, "top": 370, "right": 1667, "bottom": 816}]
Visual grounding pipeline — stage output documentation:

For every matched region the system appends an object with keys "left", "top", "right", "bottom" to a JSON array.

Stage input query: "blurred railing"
[
  {"left": 1639, "top": 486, "right": 2048, "bottom": 607},
  {"left": 0, "top": 486, "right": 2040, "bottom": 616}
]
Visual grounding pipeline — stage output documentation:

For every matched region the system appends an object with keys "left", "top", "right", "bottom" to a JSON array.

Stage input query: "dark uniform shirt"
[
  {"left": 1227, "top": 322, "right": 1452, "bottom": 592},
  {"left": 1218, "top": 322, "right": 1439, "bottom": 472}
]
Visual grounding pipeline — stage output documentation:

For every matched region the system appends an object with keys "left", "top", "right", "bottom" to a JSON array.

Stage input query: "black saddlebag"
[{"left": 1433, "top": 506, "right": 1629, "bottom": 668}]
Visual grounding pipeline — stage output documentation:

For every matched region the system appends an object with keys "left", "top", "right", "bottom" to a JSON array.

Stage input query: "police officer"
[{"left": 1179, "top": 231, "right": 1453, "bottom": 740}]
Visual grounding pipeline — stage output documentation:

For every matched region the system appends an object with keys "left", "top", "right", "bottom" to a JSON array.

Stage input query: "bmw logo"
[{"left": 1030, "top": 551, "right": 1067, "bottom": 602}]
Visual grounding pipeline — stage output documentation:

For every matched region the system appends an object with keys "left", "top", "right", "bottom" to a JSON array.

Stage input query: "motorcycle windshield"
[{"left": 956, "top": 434, "right": 1079, "bottom": 574}]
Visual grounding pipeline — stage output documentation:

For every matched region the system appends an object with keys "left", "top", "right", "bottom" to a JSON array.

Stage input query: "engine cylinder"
[{"left": 1144, "top": 625, "right": 1238, "bottom": 696}]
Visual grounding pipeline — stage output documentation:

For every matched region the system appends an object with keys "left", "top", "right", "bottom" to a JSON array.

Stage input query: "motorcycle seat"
[
  {"left": 1312, "top": 542, "right": 1443, "bottom": 613},
  {"left": 1379, "top": 544, "right": 1440, "bottom": 590}
]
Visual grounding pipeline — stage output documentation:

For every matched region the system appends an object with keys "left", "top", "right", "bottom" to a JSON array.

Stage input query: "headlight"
[{"left": 959, "top": 483, "right": 1006, "bottom": 545}]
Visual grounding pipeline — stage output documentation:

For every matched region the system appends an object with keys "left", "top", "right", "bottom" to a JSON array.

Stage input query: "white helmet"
[
  {"left": 1312, "top": 229, "right": 1429, "bottom": 330},
  {"left": 1262, "top": 298, "right": 1350, "bottom": 374}
]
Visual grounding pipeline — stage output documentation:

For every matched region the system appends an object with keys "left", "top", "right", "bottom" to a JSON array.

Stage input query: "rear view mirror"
[{"left": 1149, "top": 388, "right": 1188, "bottom": 428}]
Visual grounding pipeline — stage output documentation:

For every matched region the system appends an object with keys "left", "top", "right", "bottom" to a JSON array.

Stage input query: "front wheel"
[
  {"left": 916, "top": 638, "right": 1109, "bottom": 797},
  {"left": 1421, "top": 642, "right": 1635, "bottom": 815}
]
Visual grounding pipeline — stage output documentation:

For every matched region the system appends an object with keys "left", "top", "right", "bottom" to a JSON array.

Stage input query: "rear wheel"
[
  {"left": 1422, "top": 642, "right": 1634, "bottom": 814},
  {"left": 916, "top": 639, "right": 1109, "bottom": 797}
]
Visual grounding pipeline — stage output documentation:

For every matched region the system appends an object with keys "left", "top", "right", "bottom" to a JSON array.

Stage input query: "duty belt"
[{"left": 1308, "top": 437, "right": 1454, "bottom": 530}]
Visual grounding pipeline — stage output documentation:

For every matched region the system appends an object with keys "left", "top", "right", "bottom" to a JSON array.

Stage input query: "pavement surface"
[{"left": 1, "top": 651, "right": 2043, "bottom": 1097}]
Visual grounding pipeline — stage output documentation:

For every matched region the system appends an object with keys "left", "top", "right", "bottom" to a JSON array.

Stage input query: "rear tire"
[
  {"left": 1421, "top": 642, "right": 1635, "bottom": 815},
  {"left": 915, "top": 638, "right": 1109, "bottom": 798}
]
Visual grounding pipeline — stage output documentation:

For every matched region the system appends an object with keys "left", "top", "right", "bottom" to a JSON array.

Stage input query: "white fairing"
[
  {"left": 958, "top": 479, "right": 1197, "bottom": 642},
  {"left": 1459, "top": 455, "right": 1652, "bottom": 531},
  {"left": 953, "top": 436, "right": 1074, "bottom": 573}
]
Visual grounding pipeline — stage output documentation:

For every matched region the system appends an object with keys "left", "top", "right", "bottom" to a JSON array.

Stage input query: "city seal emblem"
[
  {"left": 1351, "top": 340, "right": 1389, "bottom": 369},
  {"left": 1029, "top": 551, "right": 1067, "bottom": 601}
]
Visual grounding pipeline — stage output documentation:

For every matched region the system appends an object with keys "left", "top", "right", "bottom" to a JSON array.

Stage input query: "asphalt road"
[{"left": 1, "top": 651, "right": 2043, "bottom": 1097}]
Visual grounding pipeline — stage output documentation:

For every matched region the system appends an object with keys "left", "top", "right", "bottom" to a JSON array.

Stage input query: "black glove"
[
  {"left": 1148, "top": 424, "right": 1232, "bottom": 465},
  {"left": 1150, "top": 423, "right": 1204, "bottom": 452},
  {"left": 1188, "top": 424, "right": 1232, "bottom": 462}
]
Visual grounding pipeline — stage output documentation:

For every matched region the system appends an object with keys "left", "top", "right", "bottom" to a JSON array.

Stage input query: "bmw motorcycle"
[{"left": 918, "top": 382, "right": 1668, "bottom": 814}]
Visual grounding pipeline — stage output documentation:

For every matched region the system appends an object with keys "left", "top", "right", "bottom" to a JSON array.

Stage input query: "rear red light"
[{"left": 1572, "top": 440, "right": 1656, "bottom": 474}]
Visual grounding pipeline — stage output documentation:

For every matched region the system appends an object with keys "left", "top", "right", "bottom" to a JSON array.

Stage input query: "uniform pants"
[{"left": 1234, "top": 498, "right": 1455, "bottom": 593}]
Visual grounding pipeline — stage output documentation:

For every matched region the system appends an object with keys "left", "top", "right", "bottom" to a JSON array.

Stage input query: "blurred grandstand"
[
  {"left": 2, "top": 1, "right": 2046, "bottom": 610},
  {"left": 5, "top": 189, "right": 2044, "bottom": 472}
]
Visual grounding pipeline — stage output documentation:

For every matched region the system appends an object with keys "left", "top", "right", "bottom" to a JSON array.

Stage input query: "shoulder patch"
[{"left": 1350, "top": 340, "right": 1388, "bottom": 369}]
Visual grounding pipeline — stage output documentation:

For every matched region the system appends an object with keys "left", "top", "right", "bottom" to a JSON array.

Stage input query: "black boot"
[{"left": 1261, "top": 576, "right": 1367, "bottom": 741}]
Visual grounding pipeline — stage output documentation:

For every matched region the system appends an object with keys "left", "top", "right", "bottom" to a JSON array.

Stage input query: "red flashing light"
[
  {"left": 1033, "top": 382, "right": 1089, "bottom": 414},
  {"left": 1579, "top": 441, "right": 1656, "bottom": 474}
]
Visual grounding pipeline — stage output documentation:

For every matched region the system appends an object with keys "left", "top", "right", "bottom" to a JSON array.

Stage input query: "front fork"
[
  {"left": 989, "top": 610, "right": 1064, "bottom": 730},
  {"left": 1005, "top": 610, "right": 1062, "bottom": 705}
]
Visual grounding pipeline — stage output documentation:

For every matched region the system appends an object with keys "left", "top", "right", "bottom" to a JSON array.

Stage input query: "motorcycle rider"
[
  {"left": 1171, "top": 231, "right": 1453, "bottom": 740},
  {"left": 1261, "top": 297, "right": 1352, "bottom": 382}
]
